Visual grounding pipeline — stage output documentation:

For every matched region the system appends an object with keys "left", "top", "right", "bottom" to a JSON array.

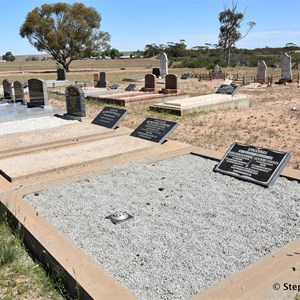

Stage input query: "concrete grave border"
[{"left": 0, "top": 141, "right": 300, "bottom": 299}]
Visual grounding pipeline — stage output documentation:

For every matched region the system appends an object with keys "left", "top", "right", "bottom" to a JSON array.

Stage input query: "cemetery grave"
[{"left": 0, "top": 63, "right": 300, "bottom": 300}]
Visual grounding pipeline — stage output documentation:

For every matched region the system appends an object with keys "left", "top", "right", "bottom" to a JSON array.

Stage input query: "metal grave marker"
[{"left": 213, "top": 142, "right": 291, "bottom": 187}]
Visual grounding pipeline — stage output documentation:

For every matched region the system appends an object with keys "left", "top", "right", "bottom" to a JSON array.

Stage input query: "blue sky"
[{"left": 1, "top": 0, "right": 300, "bottom": 55}]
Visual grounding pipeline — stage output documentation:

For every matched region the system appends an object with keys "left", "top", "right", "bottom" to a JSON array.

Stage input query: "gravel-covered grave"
[{"left": 26, "top": 154, "right": 300, "bottom": 300}]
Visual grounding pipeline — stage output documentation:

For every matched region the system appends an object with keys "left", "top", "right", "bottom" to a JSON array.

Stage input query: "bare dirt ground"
[{"left": 49, "top": 75, "right": 300, "bottom": 170}]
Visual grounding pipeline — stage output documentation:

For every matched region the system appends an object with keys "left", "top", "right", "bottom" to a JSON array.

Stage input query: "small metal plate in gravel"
[{"left": 106, "top": 211, "right": 133, "bottom": 224}]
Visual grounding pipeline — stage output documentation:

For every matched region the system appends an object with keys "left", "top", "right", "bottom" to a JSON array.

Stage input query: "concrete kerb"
[{"left": 0, "top": 144, "right": 300, "bottom": 299}]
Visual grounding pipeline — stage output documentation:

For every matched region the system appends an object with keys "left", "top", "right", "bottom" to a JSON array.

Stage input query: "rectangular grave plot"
[
  {"left": 213, "top": 142, "right": 291, "bottom": 187},
  {"left": 91, "top": 106, "right": 127, "bottom": 129},
  {"left": 130, "top": 117, "right": 178, "bottom": 144},
  {"left": 215, "top": 84, "right": 240, "bottom": 96}
]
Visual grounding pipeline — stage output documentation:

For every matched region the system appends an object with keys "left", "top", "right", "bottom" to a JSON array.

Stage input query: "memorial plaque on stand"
[
  {"left": 213, "top": 142, "right": 291, "bottom": 187},
  {"left": 130, "top": 117, "right": 178, "bottom": 144},
  {"left": 91, "top": 106, "right": 127, "bottom": 129},
  {"left": 215, "top": 83, "right": 240, "bottom": 96}
]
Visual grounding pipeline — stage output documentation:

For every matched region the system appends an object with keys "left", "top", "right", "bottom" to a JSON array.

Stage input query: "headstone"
[
  {"left": 125, "top": 84, "right": 136, "bottom": 91},
  {"left": 65, "top": 85, "right": 86, "bottom": 119},
  {"left": 130, "top": 117, "right": 178, "bottom": 144},
  {"left": 97, "top": 72, "right": 107, "bottom": 88},
  {"left": 27, "top": 78, "right": 51, "bottom": 108},
  {"left": 213, "top": 142, "right": 291, "bottom": 187},
  {"left": 92, "top": 106, "right": 128, "bottom": 129},
  {"left": 142, "top": 74, "right": 156, "bottom": 92},
  {"left": 93, "top": 73, "right": 99, "bottom": 87},
  {"left": 14, "top": 81, "right": 25, "bottom": 102},
  {"left": 213, "top": 64, "right": 221, "bottom": 76},
  {"left": 257, "top": 60, "right": 267, "bottom": 83},
  {"left": 152, "top": 68, "right": 160, "bottom": 78},
  {"left": 161, "top": 74, "right": 178, "bottom": 94},
  {"left": 215, "top": 83, "right": 239, "bottom": 96},
  {"left": 160, "top": 52, "right": 168, "bottom": 77},
  {"left": 2, "top": 79, "right": 13, "bottom": 99},
  {"left": 281, "top": 52, "right": 292, "bottom": 81},
  {"left": 57, "top": 68, "right": 67, "bottom": 81}
]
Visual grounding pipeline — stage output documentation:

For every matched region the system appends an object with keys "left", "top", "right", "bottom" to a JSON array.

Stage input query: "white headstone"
[
  {"left": 160, "top": 52, "right": 168, "bottom": 77},
  {"left": 281, "top": 52, "right": 292, "bottom": 80},
  {"left": 257, "top": 60, "right": 267, "bottom": 83}
]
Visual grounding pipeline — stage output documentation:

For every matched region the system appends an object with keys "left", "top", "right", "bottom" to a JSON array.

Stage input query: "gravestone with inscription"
[
  {"left": 213, "top": 142, "right": 291, "bottom": 187},
  {"left": 65, "top": 85, "right": 86, "bottom": 119},
  {"left": 2, "top": 79, "right": 13, "bottom": 99},
  {"left": 257, "top": 60, "right": 267, "bottom": 83},
  {"left": 281, "top": 52, "right": 292, "bottom": 81},
  {"left": 27, "top": 78, "right": 51, "bottom": 108},
  {"left": 57, "top": 68, "right": 67, "bottom": 81},
  {"left": 93, "top": 73, "right": 99, "bottom": 87},
  {"left": 160, "top": 52, "right": 168, "bottom": 77},
  {"left": 98, "top": 72, "right": 107, "bottom": 88},
  {"left": 215, "top": 83, "right": 239, "bottom": 96},
  {"left": 130, "top": 117, "right": 178, "bottom": 144},
  {"left": 92, "top": 106, "right": 127, "bottom": 129},
  {"left": 14, "top": 81, "right": 25, "bottom": 103},
  {"left": 142, "top": 74, "right": 156, "bottom": 92}
]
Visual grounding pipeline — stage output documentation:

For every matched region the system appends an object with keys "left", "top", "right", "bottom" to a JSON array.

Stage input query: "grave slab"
[
  {"left": 0, "top": 135, "right": 159, "bottom": 182},
  {"left": 150, "top": 93, "right": 249, "bottom": 115},
  {"left": 0, "top": 122, "right": 131, "bottom": 158}
]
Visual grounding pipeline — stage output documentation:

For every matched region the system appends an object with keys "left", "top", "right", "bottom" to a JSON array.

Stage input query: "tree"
[
  {"left": 218, "top": 0, "right": 255, "bottom": 65},
  {"left": 19, "top": 2, "right": 111, "bottom": 71},
  {"left": 2, "top": 51, "right": 15, "bottom": 62},
  {"left": 143, "top": 43, "right": 162, "bottom": 58}
]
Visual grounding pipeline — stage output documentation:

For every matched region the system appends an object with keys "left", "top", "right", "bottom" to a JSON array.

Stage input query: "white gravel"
[
  {"left": 0, "top": 116, "right": 78, "bottom": 136},
  {"left": 25, "top": 154, "right": 300, "bottom": 300}
]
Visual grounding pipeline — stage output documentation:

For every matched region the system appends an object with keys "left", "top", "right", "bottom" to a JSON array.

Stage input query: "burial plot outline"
[{"left": 213, "top": 142, "right": 291, "bottom": 187}]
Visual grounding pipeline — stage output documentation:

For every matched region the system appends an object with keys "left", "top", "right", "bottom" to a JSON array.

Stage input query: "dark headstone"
[
  {"left": 14, "top": 81, "right": 25, "bottom": 102},
  {"left": 213, "top": 142, "right": 291, "bottom": 187},
  {"left": 2, "top": 79, "right": 13, "bottom": 99},
  {"left": 215, "top": 83, "right": 240, "bottom": 96},
  {"left": 65, "top": 85, "right": 86, "bottom": 118},
  {"left": 142, "top": 74, "right": 156, "bottom": 92},
  {"left": 125, "top": 84, "right": 136, "bottom": 91},
  {"left": 27, "top": 78, "right": 50, "bottom": 108},
  {"left": 97, "top": 72, "right": 107, "bottom": 88},
  {"left": 152, "top": 68, "right": 160, "bottom": 78},
  {"left": 57, "top": 68, "right": 67, "bottom": 81},
  {"left": 92, "top": 106, "right": 127, "bottom": 129},
  {"left": 130, "top": 117, "right": 178, "bottom": 144},
  {"left": 161, "top": 74, "right": 178, "bottom": 94}
]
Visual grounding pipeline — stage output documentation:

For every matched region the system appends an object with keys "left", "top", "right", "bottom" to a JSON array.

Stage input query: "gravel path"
[{"left": 26, "top": 154, "right": 300, "bottom": 300}]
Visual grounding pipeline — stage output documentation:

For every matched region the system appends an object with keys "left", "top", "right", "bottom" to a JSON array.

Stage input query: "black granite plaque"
[
  {"left": 125, "top": 84, "right": 136, "bottom": 91},
  {"left": 215, "top": 83, "right": 240, "bottom": 96},
  {"left": 57, "top": 68, "right": 66, "bottom": 81},
  {"left": 65, "top": 85, "right": 86, "bottom": 117},
  {"left": 130, "top": 117, "right": 178, "bottom": 144},
  {"left": 213, "top": 142, "right": 291, "bottom": 187},
  {"left": 91, "top": 106, "right": 127, "bottom": 129}
]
